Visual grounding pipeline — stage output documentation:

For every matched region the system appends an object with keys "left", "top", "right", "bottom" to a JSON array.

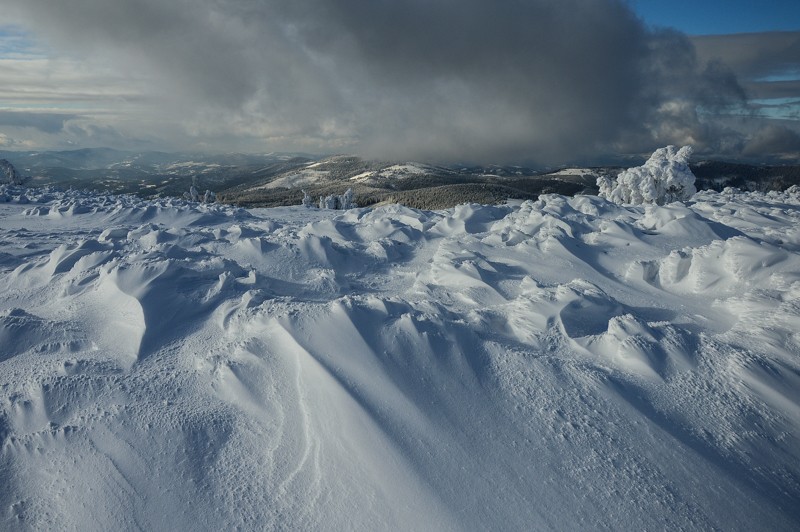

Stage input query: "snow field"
[{"left": 1, "top": 184, "right": 799, "bottom": 529}]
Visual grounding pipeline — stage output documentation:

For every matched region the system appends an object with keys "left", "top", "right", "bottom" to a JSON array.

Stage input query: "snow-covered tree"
[
  {"left": 314, "top": 189, "right": 356, "bottom": 209},
  {"left": 185, "top": 185, "right": 200, "bottom": 202},
  {"left": 598, "top": 145, "right": 697, "bottom": 205},
  {"left": 339, "top": 188, "right": 355, "bottom": 210},
  {"left": 301, "top": 190, "right": 315, "bottom": 208},
  {"left": 1, "top": 159, "right": 26, "bottom": 186},
  {"left": 203, "top": 189, "right": 216, "bottom": 203},
  {"left": 320, "top": 194, "right": 338, "bottom": 209}
]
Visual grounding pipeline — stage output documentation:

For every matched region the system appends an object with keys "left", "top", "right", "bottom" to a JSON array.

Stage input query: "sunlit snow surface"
[{"left": 1, "top": 185, "right": 799, "bottom": 530}]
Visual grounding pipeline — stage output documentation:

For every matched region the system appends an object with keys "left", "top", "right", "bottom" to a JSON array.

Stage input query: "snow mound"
[
  {"left": 18, "top": 186, "right": 252, "bottom": 227},
  {"left": 598, "top": 145, "right": 697, "bottom": 205},
  {"left": 2, "top": 186, "right": 800, "bottom": 529}
]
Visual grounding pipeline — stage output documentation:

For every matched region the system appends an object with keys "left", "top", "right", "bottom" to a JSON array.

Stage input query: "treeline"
[
  {"left": 220, "top": 178, "right": 587, "bottom": 209},
  {"left": 218, "top": 160, "right": 800, "bottom": 210},
  {"left": 377, "top": 183, "right": 539, "bottom": 210},
  {"left": 691, "top": 162, "right": 800, "bottom": 192}
]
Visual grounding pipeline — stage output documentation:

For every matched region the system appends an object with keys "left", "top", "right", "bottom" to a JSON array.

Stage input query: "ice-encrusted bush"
[
  {"left": 317, "top": 188, "right": 356, "bottom": 209},
  {"left": 339, "top": 188, "right": 355, "bottom": 210},
  {"left": 319, "top": 194, "right": 337, "bottom": 209},
  {"left": 301, "top": 190, "right": 314, "bottom": 208},
  {"left": 183, "top": 186, "right": 216, "bottom": 203},
  {"left": 1, "top": 159, "right": 26, "bottom": 186},
  {"left": 597, "top": 145, "right": 697, "bottom": 205},
  {"left": 185, "top": 185, "right": 200, "bottom": 202}
]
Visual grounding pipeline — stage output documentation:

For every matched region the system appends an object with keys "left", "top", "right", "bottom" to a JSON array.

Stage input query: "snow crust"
[
  {"left": 598, "top": 145, "right": 697, "bottom": 205},
  {"left": 1, "top": 183, "right": 800, "bottom": 529}
]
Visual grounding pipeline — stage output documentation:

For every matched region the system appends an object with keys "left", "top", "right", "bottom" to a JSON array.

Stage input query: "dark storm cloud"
[
  {"left": 744, "top": 80, "right": 800, "bottom": 101},
  {"left": 693, "top": 32, "right": 800, "bottom": 106},
  {"left": 4, "top": 0, "right": 757, "bottom": 162},
  {"left": 743, "top": 124, "right": 800, "bottom": 157},
  {"left": 691, "top": 32, "right": 800, "bottom": 82},
  {"left": 281, "top": 0, "right": 655, "bottom": 161}
]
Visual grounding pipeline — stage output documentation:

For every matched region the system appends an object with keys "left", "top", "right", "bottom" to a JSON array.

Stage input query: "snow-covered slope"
[
  {"left": 349, "top": 163, "right": 438, "bottom": 183},
  {"left": 256, "top": 160, "right": 441, "bottom": 190},
  {"left": 258, "top": 168, "right": 331, "bottom": 190},
  {"left": 1, "top": 184, "right": 799, "bottom": 530}
]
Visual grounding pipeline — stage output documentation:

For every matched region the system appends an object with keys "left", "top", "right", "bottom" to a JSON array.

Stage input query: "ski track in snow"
[{"left": 1, "top": 185, "right": 800, "bottom": 530}]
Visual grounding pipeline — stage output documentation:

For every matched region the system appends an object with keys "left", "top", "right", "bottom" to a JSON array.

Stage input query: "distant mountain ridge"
[
  {"left": 692, "top": 160, "right": 800, "bottom": 192},
  {"left": 216, "top": 154, "right": 606, "bottom": 209},
  {"left": 0, "top": 149, "right": 317, "bottom": 198},
  {"left": 1, "top": 148, "right": 798, "bottom": 209}
]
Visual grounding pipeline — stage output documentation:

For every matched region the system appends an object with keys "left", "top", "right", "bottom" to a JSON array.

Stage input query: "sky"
[
  {"left": 1, "top": 0, "right": 799, "bottom": 165},
  {"left": 633, "top": 0, "right": 800, "bottom": 35}
]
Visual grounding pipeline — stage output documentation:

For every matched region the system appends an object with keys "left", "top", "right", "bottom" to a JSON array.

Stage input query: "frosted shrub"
[
  {"left": 320, "top": 194, "right": 337, "bottom": 209},
  {"left": 315, "top": 189, "right": 356, "bottom": 209},
  {"left": 184, "top": 185, "right": 200, "bottom": 202},
  {"left": 1, "top": 159, "right": 26, "bottom": 186},
  {"left": 339, "top": 188, "right": 355, "bottom": 210},
  {"left": 598, "top": 145, "right": 697, "bottom": 205},
  {"left": 301, "top": 190, "right": 315, "bottom": 208}
]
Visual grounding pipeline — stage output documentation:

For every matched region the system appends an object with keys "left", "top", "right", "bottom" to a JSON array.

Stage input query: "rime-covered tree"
[
  {"left": 339, "top": 188, "right": 355, "bottom": 209},
  {"left": 320, "top": 194, "right": 338, "bottom": 209},
  {"left": 598, "top": 146, "right": 696, "bottom": 205},
  {"left": 301, "top": 190, "right": 315, "bottom": 208},
  {"left": 0, "top": 159, "right": 26, "bottom": 186}
]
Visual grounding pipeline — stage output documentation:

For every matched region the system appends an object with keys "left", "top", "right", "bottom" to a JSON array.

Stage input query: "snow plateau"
[{"left": 1, "top": 183, "right": 799, "bottom": 530}]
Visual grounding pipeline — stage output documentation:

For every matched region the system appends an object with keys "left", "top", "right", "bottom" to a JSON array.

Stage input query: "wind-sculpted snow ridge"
[{"left": 1, "top": 187, "right": 800, "bottom": 530}]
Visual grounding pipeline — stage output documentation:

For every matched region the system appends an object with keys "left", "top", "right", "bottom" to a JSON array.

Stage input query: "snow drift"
[{"left": 1, "top": 183, "right": 800, "bottom": 530}]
